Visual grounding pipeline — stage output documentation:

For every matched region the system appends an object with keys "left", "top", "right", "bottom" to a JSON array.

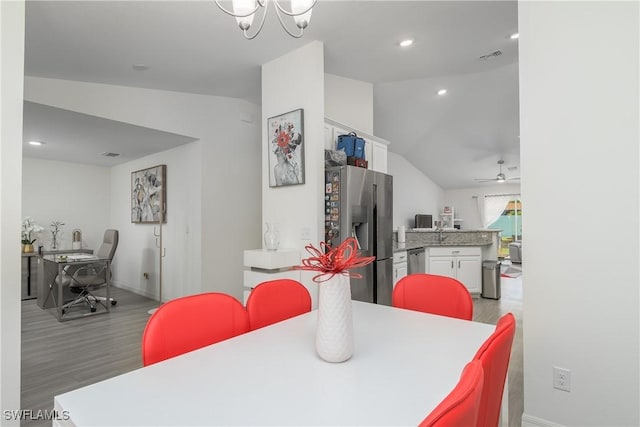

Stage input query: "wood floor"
[
  {"left": 21, "top": 276, "right": 523, "bottom": 427},
  {"left": 21, "top": 287, "right": 158, "bottom": 427}
]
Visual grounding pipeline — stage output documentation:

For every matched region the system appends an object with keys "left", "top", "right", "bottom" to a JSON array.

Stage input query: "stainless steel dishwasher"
[{"left": 407, "top": 248, "right": 425, "bottom": 274}]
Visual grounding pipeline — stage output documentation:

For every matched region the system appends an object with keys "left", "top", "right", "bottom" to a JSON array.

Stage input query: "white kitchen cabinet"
[
  {"left": 371, "top": 140, "right": 388, "bottom": 173},
  {"left": 393, "top": 251, "right": 408, "bottom": 288},
  {"left": 324, "top": 123, "right": 335, "bottom": 150},
  {"left": 426, "top": 247, "right": 481, "bottom": 295}
]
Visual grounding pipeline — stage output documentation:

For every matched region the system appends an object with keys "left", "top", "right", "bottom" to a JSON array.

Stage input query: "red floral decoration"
[
  {"left": 294, "top": 237, "right": 376, "bottom": 283},
  {"left": 277, "top": 131, "right": 290, "bottom": 149}
]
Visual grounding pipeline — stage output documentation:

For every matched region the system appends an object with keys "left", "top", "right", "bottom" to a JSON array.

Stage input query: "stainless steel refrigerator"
[{"left": 325, "top": 166, "right": 393, "bottom": 305}]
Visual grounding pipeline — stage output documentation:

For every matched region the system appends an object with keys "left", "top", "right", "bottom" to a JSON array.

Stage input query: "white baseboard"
[
  {"left": 522, "top": 414, "right": 566, "bottom": 427},
  {"left": 111, "top": 281, "right": 158, "bottom": 301}
]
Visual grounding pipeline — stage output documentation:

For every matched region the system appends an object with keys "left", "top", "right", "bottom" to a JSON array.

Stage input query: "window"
[{"left": 483, "top": 194, "right": 522, "bottom": 258}]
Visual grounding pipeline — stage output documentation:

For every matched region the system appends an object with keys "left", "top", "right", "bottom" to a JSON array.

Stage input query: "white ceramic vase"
[{"left": 315, "top": 274, "right": 354, "bottom": 363}]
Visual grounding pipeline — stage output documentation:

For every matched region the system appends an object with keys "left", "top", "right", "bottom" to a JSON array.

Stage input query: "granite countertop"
[
  {"left": 393, "top": 241, "right": 492, "bottom": 252},
  {"left": 408, "top": 229, "right": 500, "bottom": 233},
  {"left": 393, "top": 229, "right": 498, "bottom": 253}
]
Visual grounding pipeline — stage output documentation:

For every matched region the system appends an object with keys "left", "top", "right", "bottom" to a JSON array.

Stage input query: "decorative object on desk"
[
  {"left": 263, "top": 222, "right": 280, "bottom": 251},
  {"left": 72, "top": 229, "right": 82, "bottom": 250},
  {"left": 295, "top": 237, "right": 375, "bottom": 363},
  {"left": 268, "top": 109, "right": 305, "bottom": 187},
  {"left": 21, "top": 217, "right": 43, "bottom": 253},
  {"left": 131, "top": 164, "right": 167, "bottom": 224},
  {"left": 50, "top": 220, "right": 65, "bottom": 250}
]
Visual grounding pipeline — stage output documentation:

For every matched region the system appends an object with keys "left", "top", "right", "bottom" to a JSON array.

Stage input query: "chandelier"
[{"left": 215, "top": 0, "right": 316, "bottom": 40}]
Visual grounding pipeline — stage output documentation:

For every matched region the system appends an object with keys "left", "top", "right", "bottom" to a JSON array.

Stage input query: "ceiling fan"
[{"left": 474, "top": 160, "right": 520, "bottom": 183}]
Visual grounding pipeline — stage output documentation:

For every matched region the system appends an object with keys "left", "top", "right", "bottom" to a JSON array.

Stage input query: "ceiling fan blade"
[
  {"left": 474, "top": 178, "right": 497, "bottom": 183},
  {"left": 507, "top": 177, "right": 520, "bottom": 181}
]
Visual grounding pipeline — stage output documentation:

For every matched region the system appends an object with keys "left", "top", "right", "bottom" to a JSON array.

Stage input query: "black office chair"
[{"left": 59, "top": 229, "right": 119, "bottom": 314}]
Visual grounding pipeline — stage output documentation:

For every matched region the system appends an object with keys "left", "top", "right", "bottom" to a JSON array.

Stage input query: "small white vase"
[{"left": 315, "top": 274, "right": 354, "bottom": 363}]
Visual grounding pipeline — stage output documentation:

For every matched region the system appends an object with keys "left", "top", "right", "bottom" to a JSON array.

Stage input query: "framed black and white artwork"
[{"left": 131, "top": 164, "right": 166, "bottom": 223}]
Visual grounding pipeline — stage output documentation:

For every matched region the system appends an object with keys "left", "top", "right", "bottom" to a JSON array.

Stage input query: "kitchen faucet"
[{"left": 435, "top": 224, "right": 446, "bottom": 243}]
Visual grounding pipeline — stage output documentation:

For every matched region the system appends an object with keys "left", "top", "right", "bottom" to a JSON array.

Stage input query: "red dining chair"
[
  {"left": 419, "top": 360, "right": 484, "bottom": 427},
  {"left": 246, "top": 279, "right": 312, "bottom": 330},
  {"left": 392, "top": 274, "right": 474, "bottom": 320},
  {"left": 473, "top": 313, "right": 516, "bottom": 427},
  {"left": 141, "top": 292, "right": 249, "bottom": 366}
]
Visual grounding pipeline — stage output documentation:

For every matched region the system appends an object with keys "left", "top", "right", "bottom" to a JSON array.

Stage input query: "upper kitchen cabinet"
[{"left": 324, "top": 118, "right": 389, "bottom": 174}]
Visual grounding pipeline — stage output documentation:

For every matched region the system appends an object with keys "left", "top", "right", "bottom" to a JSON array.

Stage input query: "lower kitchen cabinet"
[
  {"left": 393, "top": 251, "right": 408, "bottom": 288},
  {"left": 426, "top": 247, "right": 481, "bottom": 295}
]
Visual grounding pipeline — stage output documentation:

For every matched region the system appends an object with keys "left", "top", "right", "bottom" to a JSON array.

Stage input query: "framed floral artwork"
[
  {"left": 131, "top": 164, "right": 166, "bottom": 223},
  {"left": 268, "top": 109, "right": 305, "bottom": 187}
]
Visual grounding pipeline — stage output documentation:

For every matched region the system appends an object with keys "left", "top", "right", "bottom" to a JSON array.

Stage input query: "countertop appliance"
[
  {"left": 325, "top": 166, "right": 393, "bottom": 305},
  {"left": 414, "top": 214, "right": 433, "bottom": 229}
]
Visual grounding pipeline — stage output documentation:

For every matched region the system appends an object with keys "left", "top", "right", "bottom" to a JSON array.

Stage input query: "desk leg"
[
  {"left": 56, "top": 264, "right": 64, "bottom": 321},
  {"left": 106, "top": 260, "right": 111, "bottom": 313},
  {"left": 27, "top": 256, "right": 32, "bottom": 296}
]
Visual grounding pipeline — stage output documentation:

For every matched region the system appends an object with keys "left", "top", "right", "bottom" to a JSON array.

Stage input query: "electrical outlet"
[{"left": 553, "top": 367, "right": 571, "bottom": 392}]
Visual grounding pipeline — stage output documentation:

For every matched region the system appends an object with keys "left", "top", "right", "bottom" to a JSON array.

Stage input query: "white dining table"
[{"left": 54, "top": 301, "right": 495, "bottom": 427}]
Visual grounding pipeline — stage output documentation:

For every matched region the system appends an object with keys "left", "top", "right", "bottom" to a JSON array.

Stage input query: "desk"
[
  {"left": 25, "top": 249, "right": 93, "bottom": 302},
  {"left": 54, "top": 302, "right": 494, "bottom": 426},
  {"left": 39, "top": 254, "right": 111, "bottom": 322},
  {"left": 21, "top": 253, "right": 39, "bottom": 300}
]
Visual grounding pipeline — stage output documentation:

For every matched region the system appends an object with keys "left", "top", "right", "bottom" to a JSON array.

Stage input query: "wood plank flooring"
[
  {"left": 21, "top": 277, "right": 523, "bottom": 427},
  {"left": 21, "top": 287, "right": 158, "bottom": 427}
]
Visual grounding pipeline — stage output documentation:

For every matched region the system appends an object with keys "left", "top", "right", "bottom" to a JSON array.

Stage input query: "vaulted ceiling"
[{"left": 23, "top": 0, "right": 520, "bottom": 189}]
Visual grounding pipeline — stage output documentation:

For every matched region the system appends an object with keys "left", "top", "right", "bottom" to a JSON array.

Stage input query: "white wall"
[
  {"left": 325, "top": 73, "right": 374, "bottom": 134},
  {"left": 0, "top": 0, "right": 24, "bottom": 421},
  {"left": 388, "top": 151, "right": 444, "bottom": 229},
  {"left": 22, "top": 158, "right": 111, "bottom": 251},
  {"left": 25, "top": 77, "right": 261, "bottom": 301},
  {"left": 110, "top": 143, "right": 202, "bottom": 301},
  {"left": 262, "top": 41, "right": 325, "bottom": 306},
  {"left": 444, "top": 184, "right": 521, "bottom": 230},
  {"left": 519, "top": 2, "right": 639, "bottom": 426}
]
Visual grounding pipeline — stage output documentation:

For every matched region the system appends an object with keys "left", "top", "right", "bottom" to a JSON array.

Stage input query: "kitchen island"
[{"left": 393, "top": 229, "right": 501, "bottom": 296}]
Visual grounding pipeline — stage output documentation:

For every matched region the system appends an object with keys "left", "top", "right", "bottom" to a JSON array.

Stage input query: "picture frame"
[
  {"left": 131, "top": 164, "right": 166, "bottom": 223},
  {"left": 268, "top": 108, "right": 305, "bottom": 187}
]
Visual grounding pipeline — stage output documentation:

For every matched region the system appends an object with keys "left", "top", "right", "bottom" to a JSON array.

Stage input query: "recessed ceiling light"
[
  {"left": 132, "top": 64, "right": 150, "bottom": 71},
  {"left": 510, "top": 33, "right": 519, "bottom": 40},
  {"left": 437, "top": 89, "right": 447, "bottom": 96},
  {"left": 399, "top": 39, "right": 414, "bottom": 48},
  {"left": 28, "top": 141, "right": 45, "bottom": 146}
]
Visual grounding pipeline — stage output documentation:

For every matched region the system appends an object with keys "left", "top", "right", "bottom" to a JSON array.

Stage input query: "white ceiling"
[{"left": 23, "top": 0, "right": 520, "bottom": 188}]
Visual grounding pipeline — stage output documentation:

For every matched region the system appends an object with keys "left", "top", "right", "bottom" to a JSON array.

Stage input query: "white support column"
[{"left": 0, "top": 0, "right": 25, "bottom": 422}]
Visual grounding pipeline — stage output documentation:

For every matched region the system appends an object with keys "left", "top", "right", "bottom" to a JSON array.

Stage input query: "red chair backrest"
[
  {"left": 473, "top": 313, "right": 516, "bottom": 427},
  {"left": 246, "top": 279, "right": 312, "bottom": 330},
  {"left": 419, "top": 360, "right": 484, "bottom": 427},
  {"left": 392, "top": 274, "right": 473, "bottom": 320},
  {"left": 141, "top": 292, "right": 249, "bottom": 366}
]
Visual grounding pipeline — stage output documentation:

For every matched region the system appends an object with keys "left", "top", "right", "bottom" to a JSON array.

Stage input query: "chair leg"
[{"left": 91, "top": 295, "right": 118, "bottom": 306}]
